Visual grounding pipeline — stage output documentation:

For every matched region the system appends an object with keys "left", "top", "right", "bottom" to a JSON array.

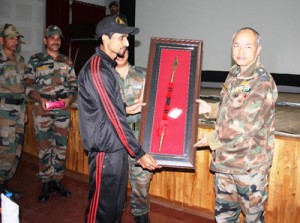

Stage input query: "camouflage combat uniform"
[
  {"left": 24, "top": 52, "right": 77, "bottom": 182},
  {"left": 0, "top": 45, "right": 26, "bottom": 184},
  {"left": 118, "top": 65, "right": 153, "bottom": 217},
  {"left": 205, "top": 60, "right": 278, "bottom": 222}
]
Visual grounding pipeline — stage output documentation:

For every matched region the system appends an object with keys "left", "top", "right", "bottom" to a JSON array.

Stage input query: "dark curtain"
[
  {"left": 120, "top": 0, "right": 136, "bottom": 65},
  {"left": 46, "top": 0, "right": 69, "bottom": 55},
  {"left": 70, "top": 1, "right": 106, "bottom": 74},
  {"left": 72, "top": 1, "right": 106, "bottom": 24},
  {"left": 46, "top": 0, "right": 106, "bottom": 74}
]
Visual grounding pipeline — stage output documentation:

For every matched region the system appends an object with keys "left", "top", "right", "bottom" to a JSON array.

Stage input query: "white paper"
[
  {"left": 168, "top": 108, "right": 182, "bottom": 119},
  {"left": 1, "top": 193, "right": 20, "bottom": 223}
]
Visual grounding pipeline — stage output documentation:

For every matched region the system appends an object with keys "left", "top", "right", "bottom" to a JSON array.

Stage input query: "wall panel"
[{"left": 23, "top": 102, "right": 300, "bottom": 222}]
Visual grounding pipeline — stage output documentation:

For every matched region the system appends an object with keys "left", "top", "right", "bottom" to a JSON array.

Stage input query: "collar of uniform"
[
  {"left": 96, "top": 47, "right": 117, "bottom": 68},
  {"left": 0, "top": 45, "right": 23, "bottom": 62},
  {"left": 126, "top": 64, "right": 136, "bottom": 79},
  {"left": 0, "top": 46, "right": 8, "bottom": 60},
  {"left": 42, "top": 50, "right": 58, "bottom": 60},
  {"left": 229, "top": 58, "right": 259, "bottom": 80}
]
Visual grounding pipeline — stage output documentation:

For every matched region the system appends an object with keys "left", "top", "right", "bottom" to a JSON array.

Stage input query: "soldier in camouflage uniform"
[
  {"left": 24, "top": 25, "right": 77, "bottom": 202},
  {"left": 116, "top": 49, "right": 153, "bottom": 223},
  {"left": 195, "top": 27, "right": 278, "bottom": 222},
  {"left": 0, "top": 24, "right": 26, "bottom": 199}
]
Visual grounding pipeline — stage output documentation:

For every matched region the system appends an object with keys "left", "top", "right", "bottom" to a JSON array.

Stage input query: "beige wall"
[
  {"left": 0, "top": 0, "right": 46, "bottom": 63},
  {"left": 0, "top": 0, "right": 109, "bottom": 63},
  {"left": 135, "top": 0, "right": 300, "bottom": 75}
]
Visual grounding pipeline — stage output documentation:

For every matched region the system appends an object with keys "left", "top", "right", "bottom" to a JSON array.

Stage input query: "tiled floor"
[{"left": 5, "top": 155, "right": 215, "bottom": 223}]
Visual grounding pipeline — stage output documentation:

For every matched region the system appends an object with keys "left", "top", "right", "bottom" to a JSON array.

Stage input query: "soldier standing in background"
[
  {"left": 116, "top": 49, "right": 152, "bottom": 223},
  {"left": 107, "top": 1, "right": 119, "bottom": 16},
  {"left": 0, "top": 24, "right": 26, "bottom": 199},
  {"left": 24, "top": 25, "right": 77, "bottom": 202}
]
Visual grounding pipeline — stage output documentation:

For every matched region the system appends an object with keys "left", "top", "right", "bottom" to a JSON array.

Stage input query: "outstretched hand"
[
  {"left": 193, "top": 135, "right": 208, "bottom": 148},
  {"left": 126, "top": 101, "right": 146, "bottom": 115},
  {"left": 196, "top": 99, "right": 211, "bottom": 115}
]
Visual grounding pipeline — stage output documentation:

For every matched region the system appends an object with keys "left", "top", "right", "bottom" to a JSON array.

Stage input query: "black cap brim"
[{"left": 115, "top": 26, "right": 139, "bottom": 35}]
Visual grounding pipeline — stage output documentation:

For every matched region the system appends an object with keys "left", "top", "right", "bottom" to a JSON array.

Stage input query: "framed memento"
[{"left": 139, "top": 37, "right": 203, "bottom": 169}]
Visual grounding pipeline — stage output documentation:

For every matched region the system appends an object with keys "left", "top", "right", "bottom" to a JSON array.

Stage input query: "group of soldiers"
[
  {"left": 0, "top": 21, "right": 153, "bottom": 223},
  {"left": 0, "top": 17, "right": 279, "bottom": 223},
  {"left": 0, "top": 23, "right": 77, "bottom": 203}
]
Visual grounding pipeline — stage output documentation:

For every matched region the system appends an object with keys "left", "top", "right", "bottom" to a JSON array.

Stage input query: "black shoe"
[
  {"left": 51, "top": 180, "right": 71, "bottom": 197},
  {"left": 0, "top": 182, "right": 22, "bottom": 199},
  {"left": 134, "top": 214, "right": 150, "bottom": 223},
  {"left": 48, "top": 181, "right": 56, "bottom": 194},
  {"left": 38, "top": 182, "right": 50, "bottom": 202},
  {"left": 0, "top": 183, "right": 8, "bottom": 195}
]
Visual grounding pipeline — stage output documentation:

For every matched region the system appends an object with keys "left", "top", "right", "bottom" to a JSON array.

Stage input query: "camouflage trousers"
[
  {"left": 214, "top": 172, "right": 268, "bottom": 223},
  {"left": 128, "top": 155, "right": 153, "bottom": 216},
  {"left": 33, "top": 104, "right": 70, "bottom": 182},
  {"left": 0, "top": 103, "right": 25, "bottom": 183}
]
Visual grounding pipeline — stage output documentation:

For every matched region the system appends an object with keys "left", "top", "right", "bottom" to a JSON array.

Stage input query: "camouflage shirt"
[
  {"left": 118, "top": 65, "right": 146, "bottom": 125},
  {"left": 0, "top": 46, "right": 26, "bottom": 98},
  {"left": 206, "top": 60, "right": 278, "bottom": 174},
  {"left": 24, "top": 52, "right": 77, "bottom": 98}
]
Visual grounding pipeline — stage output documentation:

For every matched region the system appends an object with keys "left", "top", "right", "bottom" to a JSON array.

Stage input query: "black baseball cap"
[{"left": 95, "top": 15, "right": 139, "bottom": 39}]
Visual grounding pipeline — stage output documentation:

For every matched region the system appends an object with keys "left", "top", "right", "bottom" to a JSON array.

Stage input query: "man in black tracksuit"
[{"left": 77, "top": 15, "right": 160, "bottom": 223}]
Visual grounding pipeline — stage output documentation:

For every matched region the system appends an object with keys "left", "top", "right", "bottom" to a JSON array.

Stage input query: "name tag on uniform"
[
  {"left": 4, "top": 65, "right": 15, "bottom": 71},
  {"left": 36, "top": 65, "right": 49, "bottom": 71}
]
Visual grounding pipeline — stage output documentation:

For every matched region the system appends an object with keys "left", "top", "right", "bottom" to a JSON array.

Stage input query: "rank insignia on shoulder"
[
  {"left": 256, "top": 67, "right": 269, "bottom": 81},
  {"left": 221, "top": 83, "right": 228, "bottom": 91}
]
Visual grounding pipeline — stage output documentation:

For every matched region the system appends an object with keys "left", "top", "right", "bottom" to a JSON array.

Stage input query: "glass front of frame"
[{"left": 139, "top": 37, "right": 203, "bottom": 169}]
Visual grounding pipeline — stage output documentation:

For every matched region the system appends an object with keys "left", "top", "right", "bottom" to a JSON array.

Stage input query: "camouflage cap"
[
  {"left": 0, "top": 24, "right": 24, "bottom": 38},
  {"left": 45, "top": 25, "right": 63, "bottom": 37}
]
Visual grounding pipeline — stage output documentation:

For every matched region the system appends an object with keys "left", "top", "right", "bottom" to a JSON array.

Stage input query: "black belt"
[
  {"left": 41, "top": 93, "right": 68, "bottom": 101},
  {"left": 1, "top": 97, "right": 24, "bottom": 105}
]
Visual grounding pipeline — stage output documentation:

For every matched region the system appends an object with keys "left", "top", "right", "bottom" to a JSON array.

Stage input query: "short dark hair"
[
  {"left": 97, "top": 33, "right": 114, "bottom": 46},
  {"left": 233, "top": 27, "right": 261, "bottom": 46},
  {"left": 109, "top": 1, "right": 118, "bottom": 8}
]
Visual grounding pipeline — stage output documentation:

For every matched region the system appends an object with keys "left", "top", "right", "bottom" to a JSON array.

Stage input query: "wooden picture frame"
[{"left": 139, "top": 37, "right": 203, "bottom": 169}]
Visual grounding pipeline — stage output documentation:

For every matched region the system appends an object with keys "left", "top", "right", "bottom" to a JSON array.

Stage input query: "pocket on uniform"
[
  {"left": 0, "top": 125, "right": 9, "bottom": 138},
  {"left": 232, "top": 93, "right": 247, "bottom": 108},
  {"left": 36, "top": 66, "right": 52, "bottom": 85}
]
